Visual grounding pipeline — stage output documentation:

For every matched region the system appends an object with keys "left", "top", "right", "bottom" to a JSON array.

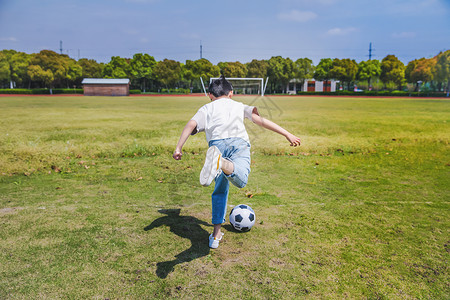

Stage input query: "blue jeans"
[{"left": 209, "top": 137, "right": 251, "bottom": 224}]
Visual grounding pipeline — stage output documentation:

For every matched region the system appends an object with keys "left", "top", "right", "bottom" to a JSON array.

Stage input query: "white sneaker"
[
  {"left": 200, "top": 146, "right": 222, "bottom": 186},
  {"left": 209, "top": 232, "right": 224, "bottom": 249}
]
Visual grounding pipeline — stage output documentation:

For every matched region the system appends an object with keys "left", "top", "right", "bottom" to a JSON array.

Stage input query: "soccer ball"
[{"left": 229, "top": 204, "right": 255, "bottom": 232}]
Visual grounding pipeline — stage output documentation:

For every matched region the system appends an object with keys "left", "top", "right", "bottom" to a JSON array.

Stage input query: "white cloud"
[
  {"left": 327, "top": 27, "right": 358, "bottom": 35},
  {"left": 326, "top": 27, "right": 358, "bottom": 36},
  {"left": 277, "top": 10, "right": 317, "bottom": 22},
  {"left": 392, "top": 32, "right": 416, "bottom": 38},
  {"left": 0, "top": 37, "right": 18, "bottom": 42}
]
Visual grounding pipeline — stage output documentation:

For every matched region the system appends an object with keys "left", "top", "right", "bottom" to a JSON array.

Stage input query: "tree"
[
  {"left": 184, "top": 58, "right": 220, "bottom": 88},
  {"left": 218, "top": 61, "right": 247, "bottom": 78},
  {"left": 153, "top": 59, "right": 182, "bottom": 89},
  {"left": 357, "top": 59, "right": 381, "bottom": 88},
  {"left": 328, "top": 58, "right": 358, "bottom": 90},
  {"left": 65, "top": 59, "right": 82, "bottom": 88},
  {"left": 78, "top": 58, "right": 103, "bottom": 79},
  {"left": 293, "top": 58, "right": 314, "bottom": 91},
  {"left": 27, "top": 65, "right": 53, "bottom": 88},
  {"left": 434, "top": 50, "right": 450, "bottom": 96},
  {"left": 267, "top": 56, "right": 295, "bottom": 93},
  {"left": 130, "top": 53, "right": 156, "bottom": 92},
  {"left": 313, "top": 58, "right": 333, "bottom": 82},
  {"left": 28, "top": 50, "right": 82, "bottom": 88},
  {"left": 405, "top": 57, "right": 436, "bottom": 91},
  {"left": 380, "top": 54, "right": 405, "bottom": 90},
  {"left": 10, "top": 52, "right": 31, "bottom": 88},
  {"left": 30, "top": 50, "right": 63, "bottom": 87},
  {"left": 405, "top": 59, "right": 419, "bottom": 84},
  {"left": 0, "top": 52, "right": 11, "bottom": 87},
  {"left": 102, "top": 56, "right": 132, "bottom": 79},
  {"left": 246, "top": 59, "right": 268, "bottom": 78},
  {"left": 0, "top": 50, "right": 31, "bottom": 88}
]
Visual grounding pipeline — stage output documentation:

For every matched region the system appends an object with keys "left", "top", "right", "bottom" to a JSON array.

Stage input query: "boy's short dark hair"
[{"left": 208, "top": 75, "right": 233, "bottom": 98}]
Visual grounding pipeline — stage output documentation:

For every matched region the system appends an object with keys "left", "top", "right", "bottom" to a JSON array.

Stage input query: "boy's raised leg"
[
  {"left": 221, "top": 158, "right": 234, "bottom": 175},
  {"left": 200, "top": 146, "right": 222, "bottom": 186}
]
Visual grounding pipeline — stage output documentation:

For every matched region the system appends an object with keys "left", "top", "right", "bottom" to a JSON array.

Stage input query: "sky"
[{"left": 0, "top": 0, "right": 449, "bottom": 65}]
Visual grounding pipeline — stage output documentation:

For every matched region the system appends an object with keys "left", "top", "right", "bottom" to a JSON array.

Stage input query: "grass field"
[{"left": 0, "top": 95, "right": 449, "bottom": 299}]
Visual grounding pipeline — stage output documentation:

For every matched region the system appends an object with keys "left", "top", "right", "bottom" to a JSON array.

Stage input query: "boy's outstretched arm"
[
  {"left": 251, "top": 108, "right": 301, "bottom": 146},
  {"left": 173, "top": 119, "right": 197, "bottom": 160}
]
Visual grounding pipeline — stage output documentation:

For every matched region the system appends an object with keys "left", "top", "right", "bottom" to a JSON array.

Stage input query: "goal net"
[{"left": 209, "top": 77, "right": 268, "bottom": 96}]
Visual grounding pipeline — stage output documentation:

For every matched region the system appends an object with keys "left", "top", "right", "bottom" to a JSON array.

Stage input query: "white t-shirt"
[{"left": 191, "top": 98, "right": 255, "bottom": 143}]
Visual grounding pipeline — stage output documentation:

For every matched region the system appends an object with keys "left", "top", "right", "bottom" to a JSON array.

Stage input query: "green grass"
[{"left": 0, "top": 95, "right": 449, "bottom": 298}]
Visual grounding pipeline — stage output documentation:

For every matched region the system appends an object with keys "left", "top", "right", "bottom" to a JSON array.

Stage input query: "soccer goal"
[{"left": 209, "top": 77, "right": 269, "bottom": 96}]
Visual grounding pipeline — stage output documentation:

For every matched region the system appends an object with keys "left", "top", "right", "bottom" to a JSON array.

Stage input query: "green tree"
[
  {"left": 293, "top": 58, "right": 314, "bottom": 91},
  {"left": 65, "top": 59, "right": 82, "bottom": 88},
  {"left": 357, "top": 59, "right": 381, "bottom": 88},
  {"left": 29, "top": 50, "right": 81, "bottom": 88},
  {"left": 153, "top": 59, "right": 182, "bottom": 89},
  {"left": 0, "top": 52, "right": 11, "bottom": 87},
  {"left": 30, "top": 50, "right": 63, "bottom": 87},
  {"left": 27, "top": 64, "right": 54, "bottom": 88},
  {"left": 130, "top": 53, "right": 156, "bottom": 92},
  {"left": 380, "top": 54, "right": 405, "bottom": 90},
  {"left": 434, "top": 50, "right": 450, "bottom": 96},
  {"left": 184, "top": 58, "right": 219, "bottom": 89},
  {"left": 218, "top": 61, "right": 247, "bottom": 78},
  {"left": 0, "top": 50, "right": 17, "bottom": 59},
  {"left": 78, "top": 58, "right": 104, "bottom": 79},
  {"left": 10, "top": 52, "right": 31, "bottom": 88},
  {"left": 405, "top": 59, "right": 419, "bottom": 84},
  {"left": 405, "top": 57, "right": 436, "bottom": 91},
  {"left": 313, "top": 58, "right": 333, "bottom": 82},
  {"left": 329, "top": 58, "right": 358, "bottom": 90},
  {"left": 102, "top": 56, "right": 132, "bottom": 79},
  {"left": 0, "top": 50, "right": 30, "bottom": 88},
  {"left": 246, "top": 59, "right": 268, "bottom": 78},
  {"left": 267, "top": 56, "right": 295, "bottom": 93}
]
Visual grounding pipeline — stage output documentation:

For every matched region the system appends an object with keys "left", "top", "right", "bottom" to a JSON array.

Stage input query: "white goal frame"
[{"left": 209, "top": 77, "right": 269, "bottom": 96}]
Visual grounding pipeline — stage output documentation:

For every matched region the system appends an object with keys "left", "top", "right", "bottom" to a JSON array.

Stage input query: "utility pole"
[
  {"left": 368, "top": 42, "right": 373, "bottom": 60},
  {"left": 60, "top": 40, "right": 63, "bottom": 54},
  {"left": 200, "top": 40, "right": 203, "bottom": 59}
]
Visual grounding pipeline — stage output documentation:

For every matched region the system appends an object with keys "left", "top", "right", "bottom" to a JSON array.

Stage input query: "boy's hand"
[
  {"left": 173, "top": 149, "right": 182, "bottom": 160},
  {"left": 286, "top": 134, "right": 301, "bottom": 147}
]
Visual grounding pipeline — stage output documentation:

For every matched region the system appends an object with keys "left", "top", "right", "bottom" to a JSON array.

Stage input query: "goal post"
[{"left": 209, "top": 77, "right": 268, "bottom": 96}]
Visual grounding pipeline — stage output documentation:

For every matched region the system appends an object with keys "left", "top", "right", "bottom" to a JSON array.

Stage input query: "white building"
[{"left": 287, "top": 79, "right": 338, "bottom": 94}]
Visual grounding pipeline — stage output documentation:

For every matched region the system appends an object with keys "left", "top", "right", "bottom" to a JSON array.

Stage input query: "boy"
[{"left": 173, "top": 75, "right": 301, "bottom": 249}]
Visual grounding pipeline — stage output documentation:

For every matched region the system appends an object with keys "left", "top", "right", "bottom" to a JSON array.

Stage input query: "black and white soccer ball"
[{"left": 229, "top": 204, "right": 255, "bottom": 232}]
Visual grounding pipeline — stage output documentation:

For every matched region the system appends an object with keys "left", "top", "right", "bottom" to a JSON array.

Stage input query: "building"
[
  {"left": 287, "top": 79, "right": 338, "bottom": 94},
  {"left": 82, "top": 78, "right": 130, "bottom": 96}
]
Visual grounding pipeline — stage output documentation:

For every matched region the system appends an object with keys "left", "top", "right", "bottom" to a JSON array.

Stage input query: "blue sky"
[{"left": 0, "top": 0, "right": 449, "bottom": 64}]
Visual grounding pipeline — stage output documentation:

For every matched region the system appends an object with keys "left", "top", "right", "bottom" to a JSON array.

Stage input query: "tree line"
[{"left": 1, "top": 49, "right": 449, "bottom": 94}]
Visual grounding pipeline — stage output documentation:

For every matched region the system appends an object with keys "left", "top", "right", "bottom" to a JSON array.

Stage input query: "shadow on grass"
[{"left": 144, "top": 209, "right": 212, "bottom": 279}]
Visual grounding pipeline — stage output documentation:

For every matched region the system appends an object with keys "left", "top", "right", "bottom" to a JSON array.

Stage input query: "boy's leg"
[
  {"left": 222, "top": 143, "right": 251, "bottom": 189},
  {"left": 213, "top": 224, "right": 222, "bottom": 238},
  {"left": 221, "top": 158, "right": 234, "bottom": 175},
  {"left": 211, "top": 172, "right": 229, "bottom": 236},
  {"left": 200, "top": 146, "right": 222, "bottom": 187},
  {"left": 207, "top": 138, "right": 250, "bottom": 248}
]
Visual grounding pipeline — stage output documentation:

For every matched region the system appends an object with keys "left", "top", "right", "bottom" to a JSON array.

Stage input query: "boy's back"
[{"left": 192, "top": 97, "right": 254, "bottom": 144}]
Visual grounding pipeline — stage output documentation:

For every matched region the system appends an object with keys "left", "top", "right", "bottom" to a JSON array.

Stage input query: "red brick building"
[{"left": 82, "top": 78, "right": 130, "bottom": 96}]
